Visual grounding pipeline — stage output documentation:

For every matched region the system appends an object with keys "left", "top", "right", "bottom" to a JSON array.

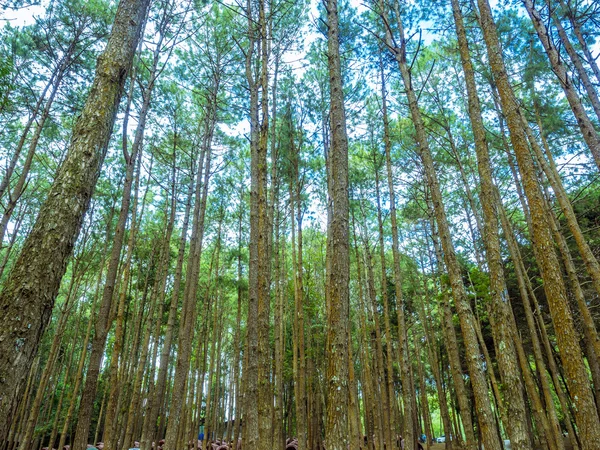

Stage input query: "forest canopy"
[{"left": 0, "top": 0, "right": 599, "bottom": 450}]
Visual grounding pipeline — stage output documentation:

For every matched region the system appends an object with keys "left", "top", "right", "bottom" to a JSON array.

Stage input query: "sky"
[{"left": 0, "top": 0, "right": 47, "bottom": 25}]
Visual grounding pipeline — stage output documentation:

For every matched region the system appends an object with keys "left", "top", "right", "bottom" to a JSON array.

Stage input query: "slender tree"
[
  {"left": 476, "top": 0, "right": 600, "bottom": 446},
  {"left": 324, "top": 1, "right": 350, "bottom": 449},
  {"left": 0, "top": 0, "right": 151, "bottom": 440}
]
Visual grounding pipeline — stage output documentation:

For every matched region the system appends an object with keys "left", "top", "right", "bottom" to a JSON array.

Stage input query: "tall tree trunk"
[
  {"left": 0, "top": 0, "right": 150, "bottom": 438},
  {"left": 373, "top": 155, "right": 398, "bottom": 449},
  {"left": 381, "top": 3, "right": 500, "bottom": 448},
  {"left": 290, "top": 163, "right": 308, "bottom": 450},
  {"left": 244, "top": 0, "right": 266, "bottom": 445},
  {"left": 324, "top": 1, "right": 350, "bottom": 448},
  {"left": 450, "top": 1, "right": 531, "bottom": 448},
  {"left": 495, "top": 188, "right": 566, "bottom": 450},
  {"left": 273, "top": 198, "right": 284, "bottom": 450},
  {"left": 256, "top": 1, "right": 272, "bottom": 448},
  {"left": 476, "top": 0, "right": 600, "bottom": 446},
  {"left": 380, "top": 55, "right": 415, "bottom": 450}
]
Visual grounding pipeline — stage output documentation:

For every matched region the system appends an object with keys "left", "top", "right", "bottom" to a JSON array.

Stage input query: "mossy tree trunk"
[
  {"left": 0, "top": 0, "right": 150, "bottom": 441},
  {"left": 324, "top": 1, "right": 350, "bottom": 448}
]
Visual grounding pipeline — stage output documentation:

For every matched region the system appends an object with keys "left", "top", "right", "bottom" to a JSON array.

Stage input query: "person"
[{"left": 129, "top": 441, "right": 140, "bottom": 449}]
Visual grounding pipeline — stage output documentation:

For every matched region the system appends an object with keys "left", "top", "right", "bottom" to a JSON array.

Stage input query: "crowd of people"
[
  {"left": 39, "top": 435, "right": 425, "bottom": 449},
  {"left": 42, "top": 439, "right": 155, "bottom": 450}
]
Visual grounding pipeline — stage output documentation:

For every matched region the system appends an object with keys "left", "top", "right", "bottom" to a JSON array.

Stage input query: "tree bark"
[
  {"left": 324, "top": 5, "right": 350, "bottom": 446},
  {"left": 244, "top": 0, "right": 267, "bottom": 446},
  {"left": 0, "top": 0, "right": 150, "bottom": 439},
  {"left": 476, "top": 0, "right": 600, "bottom": 446},
  {"left": 256, "top": 1, "right": 273, "bottom": 448},
  {"left": 450, "top": 1, "right": 531, "bottom": 447}
]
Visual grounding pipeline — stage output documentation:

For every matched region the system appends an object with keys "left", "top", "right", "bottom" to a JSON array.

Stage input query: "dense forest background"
[{"left": 0, "top": 0, "right": 599, "bottom": 449}]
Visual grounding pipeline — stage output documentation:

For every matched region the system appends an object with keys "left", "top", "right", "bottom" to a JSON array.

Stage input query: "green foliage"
[{"left": 3, "top": 0, "right": 600, "bottom": 444}]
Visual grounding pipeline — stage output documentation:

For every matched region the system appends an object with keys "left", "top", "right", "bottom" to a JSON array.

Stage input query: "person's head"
[
  {"left": 96, "top": 442, "right": 104, "bottom": 450},
  {"left": 134, "top": 441, "right": 140, "bottom": 448}
]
